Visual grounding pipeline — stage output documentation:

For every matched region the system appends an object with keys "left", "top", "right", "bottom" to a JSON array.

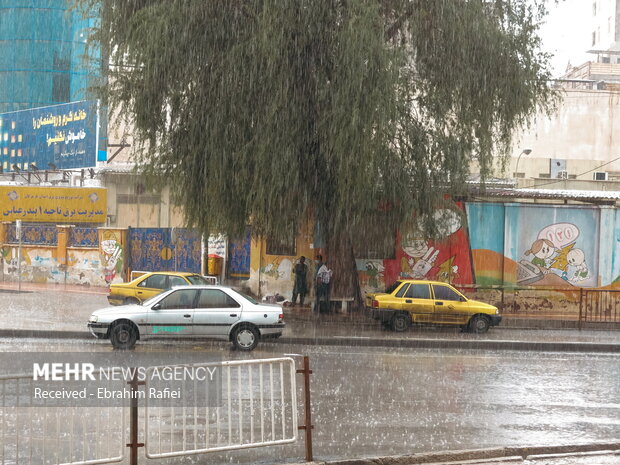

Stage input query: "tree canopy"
[{"left": 87, "top": 0, "right": 554, "bottom": 244}]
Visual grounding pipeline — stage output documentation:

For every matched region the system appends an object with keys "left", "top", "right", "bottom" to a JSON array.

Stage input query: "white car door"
[
  {"left": 146, "top": 289, "right": 198, "bottom": 336},
  {"left": 193, "top": 289, "right": 242, "bottom": 336}
]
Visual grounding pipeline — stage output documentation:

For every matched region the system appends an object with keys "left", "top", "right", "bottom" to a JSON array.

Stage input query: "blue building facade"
[{"left": 0, "top": 0, "right": 100, "bottom": 114}]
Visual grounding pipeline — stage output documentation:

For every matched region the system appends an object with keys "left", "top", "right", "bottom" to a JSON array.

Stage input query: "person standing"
[
  {"left": 314, "top": 259, "right": 333, "bottom": 313},
  {"left": 292, "top": 256, "right": 308, "bottom": 306}
]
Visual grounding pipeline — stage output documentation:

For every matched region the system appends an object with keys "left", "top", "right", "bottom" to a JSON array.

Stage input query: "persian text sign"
[
  {"left": 0, "top": 100, "right": 98, "bottom": 171},
  {"left": 1, "top": 186, "right": 107, "bottom": 223}
]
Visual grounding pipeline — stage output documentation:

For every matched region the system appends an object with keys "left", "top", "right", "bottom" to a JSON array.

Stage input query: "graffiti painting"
[
  {"left": 518, "top": 222, "right": 591, "bottom": 287},
  {"left": 100, "top": 230, "right": 123, "bottom": 284},
  {"left": 396, "top": 206, "right": 474, "bottom": 286}
]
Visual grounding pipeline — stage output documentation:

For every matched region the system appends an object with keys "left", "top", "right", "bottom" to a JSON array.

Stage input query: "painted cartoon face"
[
  {"left": 567, "top": 249, "right": 585, "bottom": 265},
  {"left": 402, "top": 237, "right": 429, "bottom": 258},
  {"left": 535, "top": 243, "right": 555, "bottom": 259},
  {"left": 101, "top": 239, "right": 117, "bottom": 255}
]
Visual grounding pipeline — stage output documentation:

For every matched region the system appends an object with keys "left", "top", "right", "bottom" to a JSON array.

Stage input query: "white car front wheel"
[{"left": 110, "top": 322, "right": 138, "bottom": 350}]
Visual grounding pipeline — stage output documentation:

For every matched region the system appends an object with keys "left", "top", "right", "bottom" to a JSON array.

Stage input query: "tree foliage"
[{"left": 86, "top": 0, "right": 554, "bottom": 244}]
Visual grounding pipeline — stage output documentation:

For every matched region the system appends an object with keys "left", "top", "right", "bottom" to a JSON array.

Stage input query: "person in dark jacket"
[{"left": 292, "top": 256, "right": 308, "bottom": 306}]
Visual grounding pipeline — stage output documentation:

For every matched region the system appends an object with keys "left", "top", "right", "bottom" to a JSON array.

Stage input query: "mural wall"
[
  {"left": 128, "top": 228, "right": 201, "bottom": 275},
  {"left": 250, "top": 202, "right": 620, "bottom": 301},
  {"left": 228, "top": 230, "right": 251, "bottom": 279},
  {"left": 248, "top": 222, "right": 316, "bottom": 298},
  {"left": 3, "top": 201, "right": 620, "bottom": 295},
  {"left": 466, "top": 203, "right": 609, "bottom": 289},
  {"left": 0, "top": 223, "right": 127, "bottom": 287},
  {"left": 356, "top": 203, "right": 474, "bottom": 294}
]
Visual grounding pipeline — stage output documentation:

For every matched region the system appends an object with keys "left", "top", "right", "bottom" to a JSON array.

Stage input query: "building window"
[
  {"left": 266, "top": 233, "right": 296, "bottom": 256},
  {"left": 592, "top": 31, "right": 597, "bottom": 46},
  {"left": 593, "top": 1, "right": 596, "bottom": 16},
  {"left": 51, "top": 54, "right": 71, "bottom": 103},
  {"left": 602, "top": 56, "right": 611, "bottom": 63},
  {"left": 593, "top": 171, "right": 608, "bottom": 181}
]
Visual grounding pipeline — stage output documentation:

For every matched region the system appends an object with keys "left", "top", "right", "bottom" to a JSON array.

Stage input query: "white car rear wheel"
[{"left": 232, "top": 325, "right": 259, "bottom": 351}]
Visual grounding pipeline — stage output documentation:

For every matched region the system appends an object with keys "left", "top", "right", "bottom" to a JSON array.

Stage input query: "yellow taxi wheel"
[
  {"left": 124, "top": 297, "right": 140, "bottom": 305},
  {"left": 468, "top": 315, "right": 491, "bottom": 333},
  {"left": 390, "top": 313, "right": 410, "bottom": 332}
]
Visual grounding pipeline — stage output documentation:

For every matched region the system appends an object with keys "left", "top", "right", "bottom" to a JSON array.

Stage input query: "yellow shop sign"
[{"left": 1, "top": 186, "right": 107, "bottom": 223}]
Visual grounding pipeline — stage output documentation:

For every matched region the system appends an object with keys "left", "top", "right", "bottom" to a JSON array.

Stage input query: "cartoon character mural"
[
  {"left": 357, "top": 259, "right": 385, "bottom": 291},
  {"left": 567, "top": 248, "right": 588, "bottom": 282},
  {"left": 400, "top": 237, "right": 440, "bottom": 279},
  {"left": 518, "top": 222, "right": 591, "bottom": 287},
  {"left": 100, "top": 230, "right": 124, "bottom": 284},
  {"left": 396, "top": 206, "right": 473, "bottom": 286},
  {"left": 524, "top": 239, "right": 556, "bottom": 274},
  {"left": 260, "top": 258, "right": 293, "bottom": 281}
]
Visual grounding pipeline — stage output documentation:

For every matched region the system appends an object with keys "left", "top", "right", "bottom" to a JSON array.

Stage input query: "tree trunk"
[{"left": 326, "top": 232, "right": 363, "bottom": 311}]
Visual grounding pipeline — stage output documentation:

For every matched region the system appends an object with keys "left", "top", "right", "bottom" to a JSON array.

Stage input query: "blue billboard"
[{"left": 0, "top": 100, "right": 98, "bottom": 172}]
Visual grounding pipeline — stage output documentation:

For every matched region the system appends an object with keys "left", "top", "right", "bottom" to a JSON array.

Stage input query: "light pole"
[{"left": 514, "top": 148, "right": 532, "bottom": 181}]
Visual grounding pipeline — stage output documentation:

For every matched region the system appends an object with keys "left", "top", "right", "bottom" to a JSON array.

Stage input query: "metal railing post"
[
  {"left": 127, "top": 372, "right": 145, "bottom": 465},
  {"left": 578, "top": 288, "right": 584, "bottom": 331},
  {"left": 296, "top": 356, "right": 313, "bottom": 462}
]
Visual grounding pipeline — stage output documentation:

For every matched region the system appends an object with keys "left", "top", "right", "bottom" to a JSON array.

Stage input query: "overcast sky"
[{"left": 538, "top": 0, "right": 592, "bottom": 76}]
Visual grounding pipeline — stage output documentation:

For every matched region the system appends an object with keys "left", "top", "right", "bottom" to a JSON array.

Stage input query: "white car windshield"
[{"left": 141, "top": 291, "right": 170, "bottom": 307}]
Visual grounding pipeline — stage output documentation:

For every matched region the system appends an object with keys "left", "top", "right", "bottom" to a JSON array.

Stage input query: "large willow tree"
[{"left": 86, "top": 0, "right": 554, "bottom": 302}]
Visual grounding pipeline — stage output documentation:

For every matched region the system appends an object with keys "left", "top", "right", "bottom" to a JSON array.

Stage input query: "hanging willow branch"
[{"left": 81, "top": 0, "right": 556, "bottom": 243}]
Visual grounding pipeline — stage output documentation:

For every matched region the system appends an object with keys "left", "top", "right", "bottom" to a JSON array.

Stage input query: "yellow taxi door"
[
  {"left": 431, "top": 284, "right": 469, "bottom": 324},
  {"left": 401, "top": 283, "right": 434, "bottom": 323},
  {"left": 135, "top": 273, "right": 169, "bottom": 301}
]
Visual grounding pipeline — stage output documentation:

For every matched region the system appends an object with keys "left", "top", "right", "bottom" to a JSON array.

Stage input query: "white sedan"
[{"left": 88, "top": 285, "right": 284, "bottom": 351}]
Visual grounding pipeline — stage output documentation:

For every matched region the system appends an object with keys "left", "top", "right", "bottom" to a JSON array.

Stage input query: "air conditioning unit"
[
  {"left": 593, "top": 171, "right": 608, "bottom": 181},
  {"left": 557, "top": 170, "right": 568, "bottom": 179}
]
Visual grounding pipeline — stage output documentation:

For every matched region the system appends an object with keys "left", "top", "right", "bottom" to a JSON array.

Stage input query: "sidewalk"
[
  {"left": 0, "top": 280, "right": 108, "bottom": 295},
  {"left": 296, "top": 444, "right": 620, "bottom": 465},
  {"left": 1, "top": 281, "right": 619, "bottom": 351}
]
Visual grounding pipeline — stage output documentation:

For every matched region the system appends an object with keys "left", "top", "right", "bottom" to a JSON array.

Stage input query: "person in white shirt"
[{"left": 314, "top": 260, "right": 333, "bottom": 313}]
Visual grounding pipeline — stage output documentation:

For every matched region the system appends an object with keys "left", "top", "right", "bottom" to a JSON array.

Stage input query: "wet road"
[
  {"left": 0, "top": 338, "right": 618, "bottom": 464},
  {"left": 3, "top": 288, "right": 620, "bottom": 345}
]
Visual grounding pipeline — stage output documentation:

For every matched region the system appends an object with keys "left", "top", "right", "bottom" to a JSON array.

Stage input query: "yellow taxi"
[
  {"left": 108, "top": 272, "right": 209, "bottom": 305},
  {"left": 366, "top": 279, "right": 501, "bottom": 333}
]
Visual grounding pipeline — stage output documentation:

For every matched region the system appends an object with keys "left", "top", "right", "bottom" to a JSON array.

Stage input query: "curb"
[
  {"left": 0, "top": 329, "right": 618, "bottom": 353},
  {"left": 276, "top": 336, "right": 620, "bottom": 352},
  {"left": 293, "top": 443, "right": 620, "bottom": 465}
]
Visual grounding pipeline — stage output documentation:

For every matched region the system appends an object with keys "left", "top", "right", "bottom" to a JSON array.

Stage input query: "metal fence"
[
  {"left": 144, "top": 358, "right": 298, "bottom": 459},
  {"left": 0, "top": 374, "right": 125, "bottom": 465},
  {"left": 581, "top": 289, "right": 620, "bottom": 325},
  {"left": 0, "top": 357, "right": 309, "bottom": 464},
  {"left": 456, "top": 285, "right": 620, "bottom": 326}
]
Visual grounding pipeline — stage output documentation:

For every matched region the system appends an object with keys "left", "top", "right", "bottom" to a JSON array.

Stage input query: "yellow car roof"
[
  {"left": 140, "top": 271, "right": 199, "bottom": 277},
  {"left": 397, "top": 279, "right": 458, "bottom": 286}
]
